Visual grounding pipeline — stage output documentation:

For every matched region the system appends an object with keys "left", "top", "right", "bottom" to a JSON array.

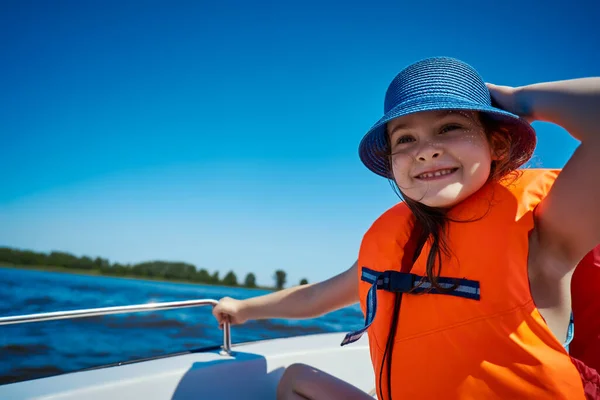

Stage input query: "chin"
[
  {"left": 426, "top": 186, "right": 485, "bottom": 208},
  {"left": 411, "top": 186, "right": 463, "bottom": 208},
  {"left": 421, "top": 197, "right": 460, "bottom": 209}
]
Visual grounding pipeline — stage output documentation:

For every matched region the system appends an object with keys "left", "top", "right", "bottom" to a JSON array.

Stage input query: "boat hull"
[{"left": 0, "top": 332, "right": 374, "bottom": 400}]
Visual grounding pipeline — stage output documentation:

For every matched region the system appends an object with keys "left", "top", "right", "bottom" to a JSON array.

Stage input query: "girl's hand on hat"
[{"left": 486, "top": 83, "right": 535, "bottom": 123}]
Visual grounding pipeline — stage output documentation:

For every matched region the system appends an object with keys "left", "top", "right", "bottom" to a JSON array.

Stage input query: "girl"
[
  {"left": 213, "top": 248, "right": 600, "bottom": 399},
  {"left": 213, "top": 57, "right": 600, "bottom": 399}
]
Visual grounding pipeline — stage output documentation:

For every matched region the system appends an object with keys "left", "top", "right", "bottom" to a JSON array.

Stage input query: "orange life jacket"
[{"left": 342, "top": 169, "right": 586, "bottom": 400}]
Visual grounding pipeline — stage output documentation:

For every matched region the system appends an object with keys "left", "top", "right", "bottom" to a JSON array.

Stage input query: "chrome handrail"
[{"left": 0, "top": 298, "right": 232, "bottom": 356}]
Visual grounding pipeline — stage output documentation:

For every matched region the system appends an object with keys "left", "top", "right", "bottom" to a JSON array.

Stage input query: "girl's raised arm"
[{"left": 494, "top": 78, "right": 600, "bottom": 273}]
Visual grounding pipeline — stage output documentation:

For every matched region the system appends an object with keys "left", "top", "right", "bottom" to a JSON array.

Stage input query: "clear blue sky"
[{"left": 1, "top": 1, "right": 599, "bottom": 287}]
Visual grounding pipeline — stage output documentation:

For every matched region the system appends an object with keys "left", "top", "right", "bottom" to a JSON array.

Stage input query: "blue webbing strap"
[{"left": 341, "top": 267, "right": 480, "bottom": 346}]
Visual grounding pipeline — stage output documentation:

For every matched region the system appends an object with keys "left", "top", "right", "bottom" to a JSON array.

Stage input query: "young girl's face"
[{"left": 387, "top": 110, "right": 496, "bottom": 208}]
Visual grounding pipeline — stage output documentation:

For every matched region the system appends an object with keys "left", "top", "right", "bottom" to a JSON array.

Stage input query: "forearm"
[
  {"left": 519, "top": 77, "right": 600, "bottom": 142},
  {"left": 241, "top": 262, "right": 359, "bottom": 321},
  {"left": 242, "top": 283, "right": 322, "bottom": 320}
]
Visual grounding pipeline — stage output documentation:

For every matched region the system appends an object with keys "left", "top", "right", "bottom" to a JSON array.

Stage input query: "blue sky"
[{"left": 1, "top": 1, "right": 599, "bottom": 287}]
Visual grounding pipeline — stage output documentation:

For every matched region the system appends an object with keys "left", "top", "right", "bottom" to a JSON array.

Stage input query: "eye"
[
  {"left": 440, "top": 124, "right": 462, "bottom": 134},
  {"left": 395, "top": 135, "right": 415, "bottom": 145}
]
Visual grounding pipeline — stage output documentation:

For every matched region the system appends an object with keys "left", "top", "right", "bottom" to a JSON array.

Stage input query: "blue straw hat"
[{"left": 358, "top": 57, "right": 537, "bottom": 179}]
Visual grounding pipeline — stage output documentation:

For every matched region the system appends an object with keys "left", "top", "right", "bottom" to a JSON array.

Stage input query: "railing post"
[{"left": 220, "top": 320, "right": 232, "bottom": 356}]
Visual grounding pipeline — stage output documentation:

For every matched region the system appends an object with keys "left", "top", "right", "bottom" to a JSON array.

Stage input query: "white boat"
[{"left": 0, "top": 299, "right": 375, "bottom": 399}]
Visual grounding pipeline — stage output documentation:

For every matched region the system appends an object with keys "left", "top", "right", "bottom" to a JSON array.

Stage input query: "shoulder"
[
  {"left": 360, "top": 201, "right": 415, "bottom": 247},
  {"left": 500, "top": 169, "right": 561, "bottom": 217},
  {"left": 365, "top": 201, "right": 413, "bottom": 233},
  {"left": 501, "top": 168, "right": 561, "bottom": 192}
]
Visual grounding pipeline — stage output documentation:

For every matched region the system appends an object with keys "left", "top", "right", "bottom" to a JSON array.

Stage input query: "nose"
[{"left": 416, "top": 141, "right": 443, "bottom": 161}]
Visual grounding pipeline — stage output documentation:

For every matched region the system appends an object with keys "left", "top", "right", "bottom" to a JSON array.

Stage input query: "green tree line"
[{"left": 0, "top": 247, "right": 309, "bottom": 290}]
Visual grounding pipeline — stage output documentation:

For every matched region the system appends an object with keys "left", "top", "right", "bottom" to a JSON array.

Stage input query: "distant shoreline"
[{"left": 0, "top": 264, "right": 276, "bottom": 292}]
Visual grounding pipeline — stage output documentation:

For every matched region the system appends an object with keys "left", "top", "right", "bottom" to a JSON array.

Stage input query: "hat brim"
[{"left": 358, "top": 96, "right": 537, "bottom": 179}]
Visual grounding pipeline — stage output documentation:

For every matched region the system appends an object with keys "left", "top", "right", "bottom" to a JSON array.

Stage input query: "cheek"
[
  {"left": 449, "top": 133, "right": 492, "bottom": 160},
  {"left": 455, "top": 131, "right": 489, "bottom": 147},
  {"left": 390, "top": 154, "right": 411, "bottom": 175}
]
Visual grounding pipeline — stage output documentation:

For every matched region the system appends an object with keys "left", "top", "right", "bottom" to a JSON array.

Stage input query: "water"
[{"left": 0, "top": 267, "right": 363, "bottom": 385}]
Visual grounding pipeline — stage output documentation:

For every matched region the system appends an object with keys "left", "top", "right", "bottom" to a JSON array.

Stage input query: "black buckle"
[{"left": 380, "top": 271, "right": 416, "bottom": 293}]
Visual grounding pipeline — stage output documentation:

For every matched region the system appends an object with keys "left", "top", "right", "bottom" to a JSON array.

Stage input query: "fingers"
[
  {"left": 212, "top": 297, "right": 239, "bottom": 329},
  {"left": 218, "top": 314, "right": 232, "bottom": 329},
  {"left": 215, "top": 311, "right": 233, "bottom": 329},
  {"left": 486, "top": 82, "right": 508, "bottom": 89},
  {"left": 486, "top": 82, "right": 513, "bottom": 93},
  {"left": 212, "top": 307, "right": 219, "bottom": 318},
  {"left": 212, "top": 304, "right": 225, "bottom": 323},
  {"left": 216, "top": 313, "right": 226, "bottom": 328}
]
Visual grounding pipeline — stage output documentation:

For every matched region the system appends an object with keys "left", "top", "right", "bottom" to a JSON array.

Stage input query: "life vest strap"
[
  {"left": 341, "top": 266, "right": 481, "bottom": 347},
  {"left": 361, "top": 267, "right": 481, "bottom": 300}
]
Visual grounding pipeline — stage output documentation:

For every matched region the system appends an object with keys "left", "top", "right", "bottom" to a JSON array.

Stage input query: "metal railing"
[{"left": 0, "top": 298, "right": 232, "bottom": 356}]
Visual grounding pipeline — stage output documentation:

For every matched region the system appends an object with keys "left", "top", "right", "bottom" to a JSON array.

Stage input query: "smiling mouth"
[{"left": 415, "top": 168, "right": 459, "bottom": 180}]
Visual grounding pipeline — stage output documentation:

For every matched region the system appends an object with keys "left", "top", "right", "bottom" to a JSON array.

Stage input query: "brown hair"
[{"left": 376, "top": 111, "right": 531, "bottom": 400}]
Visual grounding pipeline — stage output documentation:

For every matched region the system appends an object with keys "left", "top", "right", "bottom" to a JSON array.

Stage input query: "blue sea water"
[{"left": 0, "top": 267, "right": 363, "bottom": 385}]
